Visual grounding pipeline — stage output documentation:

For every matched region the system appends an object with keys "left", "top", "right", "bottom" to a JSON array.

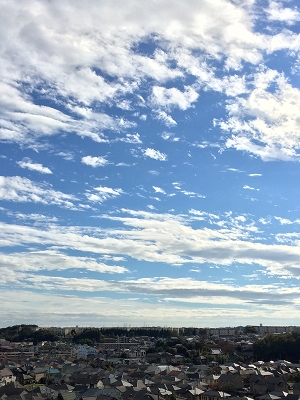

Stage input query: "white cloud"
[
  {"left": 161, "top": 132, "right": 180, "bottom": 142},
  {"left": 81, "top": 155, "right": 109, "bottom": 167},
  {"left": 181, "top": 190, "right": 205, "bottom": 198},
  {"left": 0, "top": 176, "right": 78, "bottom": 208},
  {"left": 221, "top": 73, "right": 300, "bottom": 161},
  {"left": 86, "top": 186, "right": 124, "bottom": 203},
  {"left": 1, "top": 205, "right": 300, "bottom": 326},
  {"left": 0, "top": 250, "right": 128, "bottom": 274},
  {"left": 0, "top": 82, "right": 122, "bottom": 145},
  {"left": 147, "top": 204, "right": 156, "bottom": 210},
  {"left": 151, "top": 85, "right": 199, "bottom": 110},
  {"left": 275, "top": 216, "right": 293, "bottom": 225},
  {"left": 155, "top": 111, "right": 177, "bottom": 127},
  {"left": 1, "top": 287, "right": 296, "bottom": 328},
  {"left": 1, "top": 271, "right": 300, "bottom": 327},
  {"left": 56, "top": 151, "right": 74, "bottom": 161},
  {"left": 222, "top": 75, "right": 248, "bottom": 97},
  {"left": 3, "top": 0, "right": 298, "bottom": 156},
  {"left": 1, "top": 210, "right": 300, "bottom": 275},
  {"left": 9, "top": 212, "right": 58, "bottom": 224},
  {"left": 153, "top": 186, "right": 166, "bottom": 194},
  {"left": 117, "top": 133, "right": 142, "bottom": 144},
  {"left": 2, "top": 0, "right": 300, "bottom": 327},
  {"left": 143, "top": 148, "right": 167, "bottom": 161},
  {"left": 17, "top": 158, "right": 52, "bottom": 174},
  {"left": 266, "top": 1, "right": 300, "bottom": 25},
  {"left": 116, "top": 162, "right": 131, "bottom": 167}
]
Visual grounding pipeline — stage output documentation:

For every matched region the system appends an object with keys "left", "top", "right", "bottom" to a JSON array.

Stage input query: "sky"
[{"left": 1, "top": 0, "right": 300, "bottom": 329}]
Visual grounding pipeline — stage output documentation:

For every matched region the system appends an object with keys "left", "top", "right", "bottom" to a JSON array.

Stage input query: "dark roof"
[
  {"left": 59, "top": 393, "right": 77, "bottom": 400},
  {"left": 0, "top": 383, "right": 28, "bottom": 398},
  {"left": 200, "top": 391, "right": 231, "bottom": 398}
]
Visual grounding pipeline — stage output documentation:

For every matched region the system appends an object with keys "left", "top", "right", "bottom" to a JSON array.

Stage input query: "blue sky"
[{"left": 1, "top": 0, "right": 300, "bottom": 328}]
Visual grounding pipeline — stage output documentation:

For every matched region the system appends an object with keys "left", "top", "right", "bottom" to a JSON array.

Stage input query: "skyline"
[{"left": 1, "top": 0, "right": 300, "bottom": 328}]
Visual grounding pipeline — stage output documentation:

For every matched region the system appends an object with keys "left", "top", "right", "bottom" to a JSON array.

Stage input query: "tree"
[
  {"left": 253, "top": 332, "right": 300, "bottom": 362},
  {"left": 244, "top": 326, "right": 257, "bottom": 334}
]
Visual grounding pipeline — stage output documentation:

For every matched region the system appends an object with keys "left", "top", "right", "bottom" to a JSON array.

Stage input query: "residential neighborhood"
[{"left": 1, "top": 325, "right": 300, "bottom": 400}]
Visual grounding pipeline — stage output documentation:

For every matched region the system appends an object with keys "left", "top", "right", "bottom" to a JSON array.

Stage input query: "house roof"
[
  {"left": 200, "top": 390, "right": 231, "bottom": 398},
  {"left": 0, "top": 368, "right": 13, "bottom": 377},
  {"left": 59, "top": 392, "right": 77, "bottom": 400}
]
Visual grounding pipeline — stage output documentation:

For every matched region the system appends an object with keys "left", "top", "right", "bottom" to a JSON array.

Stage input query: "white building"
[
  {"left": 77, "top": 345, "right": 98, "bottom": 359},
  {"left": 255, "top": 325, "right": 297, "bottom": 335}
]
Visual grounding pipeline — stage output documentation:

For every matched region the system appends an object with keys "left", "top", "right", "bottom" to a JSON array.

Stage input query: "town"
[{"left": 1, "top": 325, "right": 300, "bottom": 400}]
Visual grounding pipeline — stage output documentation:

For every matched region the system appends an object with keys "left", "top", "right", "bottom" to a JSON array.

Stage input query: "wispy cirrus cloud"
[
  {"left": 85, "top": 186, "right": 124, "bottom": 203},
  {"left": 153, "top": 186, "right": 166, "bottom": 194},
  {"left": 8, "top": 212, "right": 58, "bottom": 224},
  {"left": 154, "top": 110, "right": 177, "bottom": 127},
  {"left": 0, "top": 250, "right": 128, "bottom": 274},
  {"left": 0, "top": 176, "right": 78, "bottom": 209},
  {"left": 1, "top": 210, "right": 300, "bottom": 276}
]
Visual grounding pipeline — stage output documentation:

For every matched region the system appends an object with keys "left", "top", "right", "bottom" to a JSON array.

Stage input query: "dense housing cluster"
[{"left": 1, "top": 325, "right": 300, "bottom": 400}]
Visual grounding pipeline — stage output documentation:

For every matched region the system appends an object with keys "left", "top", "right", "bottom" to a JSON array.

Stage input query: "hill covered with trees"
[{"left": 0, "top": 325, "right": 59, "bottom": 344}]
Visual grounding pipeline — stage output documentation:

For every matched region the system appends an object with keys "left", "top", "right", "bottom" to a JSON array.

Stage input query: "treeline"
[
  {"left": 0, "top": 324, "right": 206, "bottom": 346},
  {"left": 0, "top": 325, "right": 59, "bottom": 344},
  {"left": 99, "top": 327, "right": 174, "bottom": 338},
  {"left": 72, "top": 327, "right": 174, "bottom": 345},
  {"left": 253, "top": 332, "right": 300, "bottom": 362}
]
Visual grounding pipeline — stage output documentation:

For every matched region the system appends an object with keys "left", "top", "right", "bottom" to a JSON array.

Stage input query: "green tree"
[{"left": 244, "top": 325, "right": 257, "bottom": 334}]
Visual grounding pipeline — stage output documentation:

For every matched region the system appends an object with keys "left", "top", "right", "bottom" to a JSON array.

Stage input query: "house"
[
  {"left": 264, "top": 377, "right": 288, "bottom": 393},
  {"left": 201, "top": 375, "right": 220, "bottom": 388},
  {"left": 238, "top": 369, "right": 258, "bottom": 386},
  {"left": 200, "top": 390, "right": 231, "bottom": 400},
  {"left": 0, "top": 381, "right": 28, "bottom": 399},
  {"left": 292, "top": 382, "right": 300, "bottom": 395},
  {"left": 0, "top": 368, "right": 16, "bottom": 386},
  {"left": 250, "top": 378, "right": 268, "bottom": 395},
  {"left": 69, "top": 373, "right": 103, "bottom": 388},
  {"left": 58, "top": 392, "right": 77, "bottom": 400},
  {"left": 159, "top": 352, "right": 173, "bottom": 364},
  {"left": 20, "top": 374, "right": 35, "bottom": 385},
  {"left": 208, "top": 349, "right": 223, "bottom": 362},
  {"left": 186, "top": 387, "right": 205, "bottom": 400},
  {"left": 171, "top": 355, "right": 184, "bottom": 364},
  {"left": 30, "top": 367, "right": 47, "bottom": 383},
  {"left": 250, "top": 377, "right": 288, "bottom": 395},
  {"left": 217, "top": 374, "right": 244, "bottom": 390}
]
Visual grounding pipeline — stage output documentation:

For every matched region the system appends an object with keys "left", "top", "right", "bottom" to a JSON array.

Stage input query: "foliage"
[
  {"left": 72, "top": 328, "right": 101, "bottom": 344},
  {"left": 76, "top": 338, "right": 94, "bottom": 346},
  {"left": 253, "top": 332, "right": 300, "bottom": 362},
  {"left": 218, "top": 382, "right": 236, "bottom": 393},
  {"left": 99, "top": 327, "right": 173, "bottom": 338},
  {"left": 289, "top": 373, "right": 300, "bottom": 383},
  {"left": 72, "top": 327, "right": 173, "bottom": 344},
  {"left": 0, "top": 325, "right": 59, "bottom": 343},
  {"left": 244, "top": 325, "right": 257, "bottom": 334},
  {"left": 32, "top": 329, "right": 59, "bottom": 344}
]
